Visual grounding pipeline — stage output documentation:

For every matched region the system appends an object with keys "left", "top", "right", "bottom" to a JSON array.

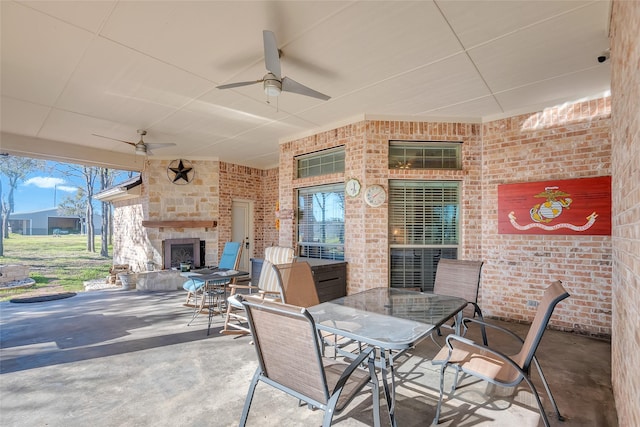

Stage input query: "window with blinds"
[
  {"left": 297, "top": 184, "right": 345, "bottom": 260},
  {"left": 389, "top": 141, "right": 462, "bottom": 170},
  {"left": 389, "top": 180, "right": 460, "bottom": 291},
  {"left": 296, "top": 147, "right": 345, "bottom": 178}
]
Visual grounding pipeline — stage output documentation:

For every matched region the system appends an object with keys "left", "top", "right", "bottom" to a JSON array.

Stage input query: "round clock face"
[
  {"left": 364, "top": 184, "right": 386, "bottom": 207},
  {"left": 345, "top": 178, "right": 361, "bottom": 197}
]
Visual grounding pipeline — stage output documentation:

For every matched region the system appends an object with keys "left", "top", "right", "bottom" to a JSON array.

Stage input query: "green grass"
[{"left": 0, "top": 234, "right": 113, "bottom": 301}]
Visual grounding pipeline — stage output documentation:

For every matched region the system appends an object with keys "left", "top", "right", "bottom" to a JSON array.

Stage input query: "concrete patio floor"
[{"left": 0, "top": 288, "right": 617, "bottom": 427}]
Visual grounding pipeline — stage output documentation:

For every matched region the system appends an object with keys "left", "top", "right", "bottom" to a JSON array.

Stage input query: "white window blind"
[{"left": 389, "top": 180, "right": 460, "bottom": 290}]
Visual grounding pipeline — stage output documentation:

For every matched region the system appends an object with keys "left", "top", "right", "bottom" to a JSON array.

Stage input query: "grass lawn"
[{"left": 0, "top": 234, "right": 113, "bottom": 301}]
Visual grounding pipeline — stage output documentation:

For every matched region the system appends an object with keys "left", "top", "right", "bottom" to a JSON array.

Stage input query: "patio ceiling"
[{"left": 0, "top": 1, "right": 611, "bottom": 171}]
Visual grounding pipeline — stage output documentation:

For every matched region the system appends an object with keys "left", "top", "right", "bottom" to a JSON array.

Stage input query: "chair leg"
[
  {"left": 239, "top": 369, "right": 261, "bottom": 427},
  {"left": 433, "top": 364, "right": 447, "bottom": 425},
  {"left": 533, "top": 356, "right": 565, "bottom": 421},
  {"left": 522, "top": 373, "right": 551, "bottom": 427},
  {"left": 322, "top": 394, "right": 340, "bottom": 427},
  {"left": 369, "top": 358, "right": 381, "bottom": 427}
]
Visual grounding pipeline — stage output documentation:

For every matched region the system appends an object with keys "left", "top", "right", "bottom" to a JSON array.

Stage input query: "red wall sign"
[{"left": 498, "top": 176, "right": 611, "bottom": 235}]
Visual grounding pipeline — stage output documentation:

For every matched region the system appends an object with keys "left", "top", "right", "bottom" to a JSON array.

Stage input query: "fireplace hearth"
[{"left": 163, "top": 238, "right": 203, "bottom": 269}]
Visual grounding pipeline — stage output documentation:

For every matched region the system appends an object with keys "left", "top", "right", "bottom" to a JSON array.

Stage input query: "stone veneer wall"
[
  {"left": 113, "top": 159, "right": 221, "bottom": 271},
  {"left": 610, "top": 0, "right": 640, "bottom": 425},
  {"left": 112, "top": 160, "right": 280, "bottom": 273},
  {"left": 481, "top": 100, "right": 612, "bottom": 334},
  {"left": 280, "top": 120, "right": 482, "bottom": 295}
]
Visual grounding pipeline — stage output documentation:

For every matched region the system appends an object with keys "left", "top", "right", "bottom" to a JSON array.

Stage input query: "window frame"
[
  {"left": 296, "top": 183, "right": 345, "bottom": 260},
  {"left": 389, "top": 140, "right": 462, "bottom": 170},
  {"left": 296, "top": 146, "right": 345, "bottom": 178}
]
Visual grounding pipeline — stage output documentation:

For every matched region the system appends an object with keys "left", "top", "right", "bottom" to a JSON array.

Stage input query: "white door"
[{"left": 231, "top": 200, "right": 252, "bottom": 272}]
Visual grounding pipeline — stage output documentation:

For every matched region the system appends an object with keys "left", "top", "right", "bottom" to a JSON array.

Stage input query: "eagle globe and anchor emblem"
[{"left": 508, "top": 186, "right": 598, "bottom": 232}]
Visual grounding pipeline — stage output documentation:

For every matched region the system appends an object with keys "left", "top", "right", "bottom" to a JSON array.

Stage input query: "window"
[
  {"left": 389, "top": 141, "right": 462, "bottom": 170},
  {"left": 297, "top": 184, "right": 345, "bottom": 260},
  {"left": 296, "top": 147, "right": 345, "bottom": 178},
  {"left": 389, "top": 180, "right": 460, "bottom": 291}
]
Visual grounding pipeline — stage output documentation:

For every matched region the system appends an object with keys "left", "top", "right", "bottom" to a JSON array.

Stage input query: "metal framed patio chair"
[
  {"left": 222, "top": 246, "right": 295, "bottom": 335},
  {"left": 183, "top": 241, "right": 242, "bottom": 318},
  {"left": 433, "top": 258, "right": 487, "bottom": 345},
  {"left": 273, "top": 261, "right": 320, "bottom": 307},
  {"left": 236, "top": 295, "right": 381, "bottom": 427},
  {"left": 431, "top": 280, "right": 569, "bottom": 427}
]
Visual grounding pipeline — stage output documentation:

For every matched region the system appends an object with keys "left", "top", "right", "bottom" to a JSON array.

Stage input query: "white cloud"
[{"left": 24, "top": 177, "right": 77, "bottom": 192}]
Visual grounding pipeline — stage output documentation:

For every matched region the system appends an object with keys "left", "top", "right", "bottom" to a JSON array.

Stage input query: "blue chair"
[{"left": 183, "top": 241, "right": 242, "bottom": 313}]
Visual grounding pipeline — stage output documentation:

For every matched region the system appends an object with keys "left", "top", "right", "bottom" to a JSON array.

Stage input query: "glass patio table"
[{"left": 308, "top": 287, "right": 467, "bottom": 427}]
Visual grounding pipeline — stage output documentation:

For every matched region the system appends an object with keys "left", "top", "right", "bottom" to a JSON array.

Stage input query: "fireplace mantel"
[{"left": 142, "top": 220, "right": 217, "bottom": 230}]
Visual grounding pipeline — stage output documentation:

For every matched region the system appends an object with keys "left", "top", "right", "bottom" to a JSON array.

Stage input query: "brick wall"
[
  {"left": 482, "top": 102, "right": 612, "bottom": 334},
  {"left": 281, "top": 120, "right": 482, "bottom": 294},
  {"left": 218, "top": 162, "right": 277, "bottom": 260},
  {"left": 610, "top": 0, "right": 640, "bottom": 425}
]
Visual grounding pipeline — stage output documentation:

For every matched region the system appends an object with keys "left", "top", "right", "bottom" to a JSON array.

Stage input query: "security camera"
[{"left": 597, "top": 51, "right": 610, "bottom": 63}]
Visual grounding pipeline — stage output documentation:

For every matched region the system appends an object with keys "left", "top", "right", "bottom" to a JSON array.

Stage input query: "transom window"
[
  {"left": 297, "top": 184, "right": 345, "bottom": 260},
  {"left": 389, "top": 180, "right": 460, "bottom": 291},
  {"left": 296, "top": 147, "right": 345, "bottom": 178},
  {"left": 389, "top": 141, "right": 462, "bottom": 170}
]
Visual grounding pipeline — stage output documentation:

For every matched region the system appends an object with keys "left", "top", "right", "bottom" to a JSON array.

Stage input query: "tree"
[
  {"left": 99, "top": 168, "right": 117, "bottom": 257},
  {"left": 57, "top": 164, "right": 99, "bottom": 252},
  {"left": 59, "top": 188, "right": 86, "bottom": 219},
  {"left": 0, "top": 156, "right": 45, "bottom": 242}
]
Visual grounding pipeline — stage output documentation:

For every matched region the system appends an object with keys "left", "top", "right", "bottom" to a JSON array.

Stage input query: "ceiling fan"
[
  {"left": 92, "top": 130, "right": 176, "bottom": 156},
  {"left": 216, "top": 30, "right": 331, "bottom": 101}
]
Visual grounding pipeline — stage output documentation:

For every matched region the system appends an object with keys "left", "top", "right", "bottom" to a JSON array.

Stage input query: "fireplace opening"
[{"left": 163, "top": 238, "right": 203, "bottom": 269}]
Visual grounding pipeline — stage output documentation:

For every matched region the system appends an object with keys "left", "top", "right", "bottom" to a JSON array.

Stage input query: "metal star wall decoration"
[{"left": 167, "top": 159, "right": 194, "bottom": 184}]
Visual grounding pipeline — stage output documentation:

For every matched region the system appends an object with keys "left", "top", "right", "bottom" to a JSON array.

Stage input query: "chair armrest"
[
  {"left": 462, "top": 317, "right": 524, "bottom": 344},
  {"left": 444, "top": 334, "right": 527, "bottom": 380},
  {"left": 228, "top": 283, "right": 258, "bottom": 290},
  {"left": 329, "top": 346, "right": 375, "bottom": 394}
]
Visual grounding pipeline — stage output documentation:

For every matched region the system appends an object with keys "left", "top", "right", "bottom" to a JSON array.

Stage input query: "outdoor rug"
[{"left": 10, "top": 292, "right": 77, "bottom": 304}]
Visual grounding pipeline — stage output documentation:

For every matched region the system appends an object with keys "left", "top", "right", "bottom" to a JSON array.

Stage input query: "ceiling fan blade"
[
  {"left": 92, "top": 133, "right": 136, "bottom": 147},
  {"left": 281, "top": 77, "right": 330, "bottom": 101},
  {"left": 146, "top": 143, "right": 176, "bottom": 150},
  {"left": 263, "top": 30, "right": 281, "bottom": 79},
  {"left": 217, "top": 80, "right": 263, "bottom": 90}
]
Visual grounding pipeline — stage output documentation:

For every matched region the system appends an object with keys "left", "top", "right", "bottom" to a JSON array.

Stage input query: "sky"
[{"left": 1, "top": 160, "right": 133, "bottom": 214}]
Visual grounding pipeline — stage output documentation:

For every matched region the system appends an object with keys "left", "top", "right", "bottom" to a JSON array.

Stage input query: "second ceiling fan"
[{"left": 217, "top": 30, "right": 330, "bottom": 101}]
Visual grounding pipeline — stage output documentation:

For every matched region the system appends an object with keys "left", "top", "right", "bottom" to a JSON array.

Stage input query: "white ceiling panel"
[
  {"left": 437, "top": 0, "right": 594, "bottom": 48},
  {"left": 0, "top": 2, "right": 94, "bottom": 105},
  {"left": 468, "top": 1, "right": 611, "bottom": 93},
  {"left": 0, "top": 1, "right": 612, "bottom": 169},
  {"left": 493, "top": 65, "right": 611, "bottom": 116},
  {"left": 20, "top": 0, "right": 116, "bottom": 33},
  {"left": 0, "top": 97, "right": 51, "bottom": 136},
  {"left": 55, "top": 36, "right": 215, "bottom": 126}
]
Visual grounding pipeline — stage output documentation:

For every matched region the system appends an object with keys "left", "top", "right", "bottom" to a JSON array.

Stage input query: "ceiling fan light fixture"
[
  {"left": 263, "top": 74, "right": 282, "bottom": 97},
  {"left": 135, "top": 143, "right": 147, "bottom": 155}
]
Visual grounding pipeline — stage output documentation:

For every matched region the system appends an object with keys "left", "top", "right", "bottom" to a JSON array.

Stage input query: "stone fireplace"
[{"left": 163, "top": 238, "right": 204, "bottom": 269}]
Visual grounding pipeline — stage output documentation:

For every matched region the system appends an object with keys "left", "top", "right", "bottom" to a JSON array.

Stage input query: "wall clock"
[
  {"left": 167, "top": 159, "right": 195, "bottom": 185},
  {"left": 345, "top": 178, "right": 361, "bottom": 197},
  {"left": 364, "top": 184, "right": 386, "bottom": 207}
]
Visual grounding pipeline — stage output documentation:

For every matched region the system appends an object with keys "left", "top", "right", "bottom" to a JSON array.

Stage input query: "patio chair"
[
  {"left": 236, "top": 295, "right": 381, "bottom": 427},
  {"left": 183, "top": 241, "right": 242, "bottom": 314},
  {"left": 221, "top": 246, "right": 295, "bottom": 335},
  {"left": 273, "top": 261, "right": 320, "bottom": 307},
  {"left": 433, "top": 258, "right": 487, "bottom": 345},
  {"left": 431, "top": 280, "right": 569, "bottom": 427}
]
